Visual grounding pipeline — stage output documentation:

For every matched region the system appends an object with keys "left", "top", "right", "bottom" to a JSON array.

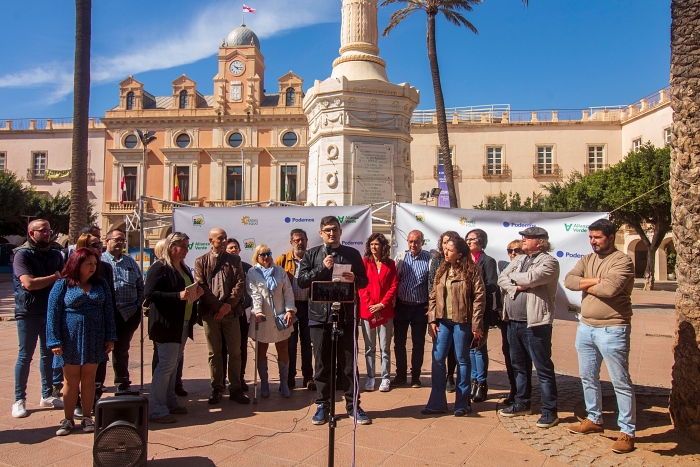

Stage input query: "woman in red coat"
[{"left": 359, "top": 233, "right": 398, "bottom": 393}]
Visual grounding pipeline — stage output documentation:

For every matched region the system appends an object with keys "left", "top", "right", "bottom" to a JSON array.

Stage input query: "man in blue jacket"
[
  {"left": 12, "top": 219, "right": 65, "bottom": 418},
  {"left": 298, "top": 216, "right": 369, "bottom": 426}
]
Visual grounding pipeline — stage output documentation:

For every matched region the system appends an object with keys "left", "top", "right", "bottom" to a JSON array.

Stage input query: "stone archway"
[{"left": 658, "top": 236, "right": 676, "bottom": 280}]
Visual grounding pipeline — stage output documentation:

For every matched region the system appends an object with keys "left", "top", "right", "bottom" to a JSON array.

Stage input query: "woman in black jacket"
[
  {"left": 144, "top": 232, "right": 203, "bottom": 423},
  {"left": 465, "top": 229, "right": 501, "bottom": 403}
]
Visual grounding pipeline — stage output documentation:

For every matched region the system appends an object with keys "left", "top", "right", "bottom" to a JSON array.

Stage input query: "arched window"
[
  {"left": 179, "top": 90, "right": 188, "bottom": 109},
  {"left": 285, "top": 87, "right": 295, "bottom": 107},
  {"left": 126, "top": 91, "right": 135, "bottom": 110}
]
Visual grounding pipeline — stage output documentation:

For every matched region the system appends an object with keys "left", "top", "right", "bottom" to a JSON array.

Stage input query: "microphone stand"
[{"left": 328, "top": 300, "right": 341, "bottom": 467}]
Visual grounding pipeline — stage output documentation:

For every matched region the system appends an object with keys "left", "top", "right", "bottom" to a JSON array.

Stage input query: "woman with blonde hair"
[{"left": 246, "top": 244, "right": 296, "bottom": 398}]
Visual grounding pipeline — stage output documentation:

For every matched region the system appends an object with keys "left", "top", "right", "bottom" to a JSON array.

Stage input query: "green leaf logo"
[{"left": 564, "top": 223, "right": 573, "bottom": 232}]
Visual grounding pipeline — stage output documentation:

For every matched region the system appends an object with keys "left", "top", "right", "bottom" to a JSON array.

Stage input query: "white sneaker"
[
  {"left": 364, "top": 377, "right": 375, "bottom": 392},
  {"left": 379, "top": 379, "right": 391, "bottom": 392},
  {"left": 12, "top": 399, "right": 27, "bottom": 418},
  {"left": 39, "top": 395, "right": 64, "bottom": 409}
]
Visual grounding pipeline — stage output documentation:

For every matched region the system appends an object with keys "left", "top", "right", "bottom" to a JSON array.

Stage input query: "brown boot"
[
  {"left": 568, "top": 418, "right": 604, "bottom": 434},
  {"left": 611, "top": 433, "right": 634, "bottom": 453}
]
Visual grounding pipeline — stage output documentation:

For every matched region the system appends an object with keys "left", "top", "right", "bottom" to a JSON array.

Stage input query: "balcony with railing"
[
  {"left": 533, "top": 164, "right": 563, "bottom": 178},
  {"left": 24, "top": 168, "right": 96, "bottom": 183},
  {"left": 26, "top": 168, "right": 46, "bottom": 180},
  {"left": 106, "top": 201, "right": 138, "bottom": 213},
  {"left": 0, "top": 117, "right": 104, "bottom": 131},
  {"left": 158, "top": 200, "right": 200, "bottom": 212},
  {"left": 433, "top": 165, "right": 462, "bottom": 178},
  {"left": 584, "top": 163, "right": 610, "bottom": 175},
  {"left": 483, "top": 164, "right": 511, "bottom": 178},
  {"left": 205, "top": 200, "right": 244, "bottom": 207}
]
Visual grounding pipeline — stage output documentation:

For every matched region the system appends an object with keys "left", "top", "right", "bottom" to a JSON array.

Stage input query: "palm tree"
[
  {"left": 68, "top": 0, "right": 91, "bottom": 243},
  {"left": 669, "top": 0, "right": 700, "bottom": 443},
  {"left": 381, "top": 0, "right": 528, "bottom": 208}
]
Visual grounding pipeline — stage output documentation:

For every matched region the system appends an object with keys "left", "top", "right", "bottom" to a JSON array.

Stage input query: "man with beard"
[
  {"left": 12, "top": 219, "right": 65, "bottom": 418},
  {"left": 276, "top": 229, "right": 315, "bottom": 390}
]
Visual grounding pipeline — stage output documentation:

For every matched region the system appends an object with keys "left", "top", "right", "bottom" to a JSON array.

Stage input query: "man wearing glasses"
[
  {"left": 497, "top": 227, "right": 560, "bottom": 429},
  {"left": 298, "top": 216, "right": 370, "bottom": 425},
  {"left": 276, "top": 229, "right": 315, "bottom": 391},
  {"left": 12, "top": 219, "right": 65, "bottom": 418},
  {"left": 101, "top": 228, "right": 144, "bottom": 393}
]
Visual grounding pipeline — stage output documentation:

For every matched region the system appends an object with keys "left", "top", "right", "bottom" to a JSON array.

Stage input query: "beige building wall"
[{"left": 0, "top": 119, "right": 106, "bottom": 232}]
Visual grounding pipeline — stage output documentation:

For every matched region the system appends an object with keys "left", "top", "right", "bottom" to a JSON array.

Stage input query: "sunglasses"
[
  {"left": 90, "top": 242, "right": 103, "bottom": 248},
  {"left": 32, "top": 229, "right": 53, "bottom": 235},
  {"left": 259, "top": 252, "right": 273, "bottom": 258},
  {"left": 507, "top": 248, "right": 522, "bottom": 254},
  {"left": 108, "top": 238, "right": 126, "bottom": 244}
]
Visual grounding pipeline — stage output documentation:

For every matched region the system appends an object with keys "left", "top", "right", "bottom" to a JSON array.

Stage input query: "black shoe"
[
  {"left": 240, "top": 379, "right": 249, "bottom": 392},
  {"left": 469, "top": 379, "right": 478, "bottom": 399},
  {"left": 229, "top": 388, "right": 250, "bottom": 404},
  {"left": 411, "top": 376, "right": 422, "bottom": 388},
  {"left": 503, "top": 392, "right": 515, "bottom": 406},
  {"left": 174, "top": 385, "right": 188, "bottom": 397},
  {"left": 473, "top": 382, "right": 488, "bottom": 403},
  {"left": 390, "top": 376, "right": 407, "bottom": 387},
  {"left": 446, "top": 375, "right": 456, "bottom": 393},
  {"left": 208, "top": 389, "right": 223, "bottom": 405},
  {"left": 304, "top": 379, "right": 317, "bottom": 391}
]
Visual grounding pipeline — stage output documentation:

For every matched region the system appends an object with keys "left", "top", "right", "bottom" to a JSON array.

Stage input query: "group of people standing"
[{"left": 11, "top": 215, "right": 638, "bottom": 454}]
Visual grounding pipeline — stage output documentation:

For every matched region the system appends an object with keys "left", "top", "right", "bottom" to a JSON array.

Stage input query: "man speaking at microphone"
[{"left": 298, "top": 216, "right": 369, "bottom": 426}]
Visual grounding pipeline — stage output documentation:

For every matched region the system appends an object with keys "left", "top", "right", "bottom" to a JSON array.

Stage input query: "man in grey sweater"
[{"left": 564, "top": 218, "right": 636, "bottom": 454}]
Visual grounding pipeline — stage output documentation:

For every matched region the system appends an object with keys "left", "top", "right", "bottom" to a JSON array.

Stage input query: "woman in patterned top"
[{"left": 47, "top": 248, "right": 117, "bottom": 436}]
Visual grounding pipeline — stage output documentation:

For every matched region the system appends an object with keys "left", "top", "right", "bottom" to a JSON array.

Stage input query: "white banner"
[
  {"left": 172, "top": 205, "right": 372, "bottom": 266},
  {"left": 395, "top": 203, "right": 609, "bottom": 320}
]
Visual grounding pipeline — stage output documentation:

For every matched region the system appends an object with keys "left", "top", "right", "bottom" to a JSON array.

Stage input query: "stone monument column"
[{"left": 304, "top": 0, "right": 419, "bottom": 207}]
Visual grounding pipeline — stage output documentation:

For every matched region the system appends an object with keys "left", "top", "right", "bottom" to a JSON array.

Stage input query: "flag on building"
[
  {"left": 119, "top": 172, "right": 126, "bottom": 205},
  {"left": 243, "top": 4, "right": 256, "bottom": 13},
  {"left": 173, "top": 168, "right": 181, "bottom": 202}
]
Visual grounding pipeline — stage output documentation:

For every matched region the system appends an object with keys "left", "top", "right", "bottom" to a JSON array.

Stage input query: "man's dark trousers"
[
  {"left": 311, "top": 322, "right": 358, "bottom": 411},
  {"left": 112, "top": 311, "right": 142, "bottom": 390},
  {"left": 393, "top": 301, "right": 429, "bottom": 380},
  {"left": 289, "top": 300, "right": 313, "bottom": 384},
  {"left": 507, "top": 320, "right": 557, "bottom": 412}
]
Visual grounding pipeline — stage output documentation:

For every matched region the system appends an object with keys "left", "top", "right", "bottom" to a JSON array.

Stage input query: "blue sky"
[{"left": 0, "top": 0, "right": 670, "bottom": 119}]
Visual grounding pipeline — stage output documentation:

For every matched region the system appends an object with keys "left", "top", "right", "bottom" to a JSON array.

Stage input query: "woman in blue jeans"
[
  {"left": 422, "top": 236, "right": 485, "bottom": 417},
  {"left": 144, "top": 232, "right": 203, "bottom": 423}
]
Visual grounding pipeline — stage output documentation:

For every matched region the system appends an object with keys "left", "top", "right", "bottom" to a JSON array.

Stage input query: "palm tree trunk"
[
  {"left": 669, "top": 0, "right": 700, "bottom": 443},
  {"left": 68, "top": 0, "right": 91, "bottom": 243},
  {"left": 427, "top": 13, "right": 458, "bottom": 208}
]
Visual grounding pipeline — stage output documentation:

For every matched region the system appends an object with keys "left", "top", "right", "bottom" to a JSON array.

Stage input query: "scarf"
[{"left": 261, "top": 265, "right": 278, "bottom": 292}]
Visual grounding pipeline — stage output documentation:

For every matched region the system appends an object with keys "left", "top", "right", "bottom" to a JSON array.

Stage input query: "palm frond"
[
  {"left": 437, "top": 0, "right": 483, "bottom": 12},
  {"left": 439, "top": 9, "right": 478, "bottom": 34},
  {"left": 382, "top": 4, "right": 422, "bottom": 36},
  {"left": 380, "top": 0, "right": 411, "bottom": 6}
]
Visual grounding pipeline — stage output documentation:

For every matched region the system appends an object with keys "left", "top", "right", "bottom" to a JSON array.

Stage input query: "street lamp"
[
  {"left": 419, "top": 187, "right": 442, "bottom": 205},
  {"left": 135, "top": 129, "right": 156, "bottom": 390}
]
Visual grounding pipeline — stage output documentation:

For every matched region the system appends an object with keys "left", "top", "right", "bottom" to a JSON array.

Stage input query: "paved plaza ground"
[{"left": 0, "top": 277, "right": 697, "bottom": 466}]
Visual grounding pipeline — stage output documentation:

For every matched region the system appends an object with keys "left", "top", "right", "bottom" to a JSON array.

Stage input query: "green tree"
[
  {"left": 69, "top": 0, "right": 92, "bottom": 243},
  {"left": 669, "top": 0, "right": 700, "bottom": 442},
  {"left": 473, "top": 191, "right": 544, "bottom": 211},
  {"left": 31, "top": 190, "right": 96, "bottom": 238},
  {"left": 0, "top": 171, "right": 37, "bottom": 235}
]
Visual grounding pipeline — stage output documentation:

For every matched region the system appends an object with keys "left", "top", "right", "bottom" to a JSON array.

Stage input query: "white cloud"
[{"left": 0, "top": 0, "right": 338, "bottom": 103}]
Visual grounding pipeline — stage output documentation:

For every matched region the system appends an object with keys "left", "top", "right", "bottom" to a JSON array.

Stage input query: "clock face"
[{"left": 229, "top": 60, "right": 245, "bottom": 76}]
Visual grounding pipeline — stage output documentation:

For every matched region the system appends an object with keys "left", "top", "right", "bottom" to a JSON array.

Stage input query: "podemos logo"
[
  {"left": 503, "top": 222, "right": 536, "bottom": 228},
  {"left": 192, "top": 215, "right": 204, "bottom": 227},
  {"left": 285, "top": 217, "right": 314, "bottom": 223},
  {"left": 241, "top": 216, "right": 258, "bottom": 226},
  {"left": 188, "top": 242, "right": 209, "bottom": 251},
  {"left": 564, "top": 223, "right": 589, "bottom": 233},
  {"left": 415, "top": 212, "right": 425, "bottom": 222},
  {"left": 337, "top": 215, "right": 359, "bottom": 224},
  {"left": 244, "top": 238, "right": 255, "bottom": 250},
  {"left": 342, "top": 240, "right": 364, "bottom": 246},
  {"left": 459, "top": 217, "right": 476, "bottom": 227},
  {"left": 556, "top": 251, "right": 586, "bottom": 259}
]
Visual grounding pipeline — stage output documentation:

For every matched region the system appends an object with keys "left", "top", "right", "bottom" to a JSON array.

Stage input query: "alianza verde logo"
[
  {"left": 188, "top": 242, "right": 209, "bottom": 251},
  {"left": 241, "top": 216, "right": 258, "bottom": 226},
  {"left": 337, "top": 215, "right": 359, "bottom": 224},
  {"left": 564, "top": 223, "right": 589, "bottom": 233}
]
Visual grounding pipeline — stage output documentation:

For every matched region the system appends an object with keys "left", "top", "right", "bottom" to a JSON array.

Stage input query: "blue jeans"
[
  {"left": 425, "top": 319, "right": 472, "bottom": 412},
  {"left": 508, "top": 321, "right": 558, "bottom": 413},
  {"left": 14, "top": 315, "right": 61, "bottom": 400},
  {"left": 149, "top": 321, "right": 188, "bottom": 419},
  {"left": 361, "top": 318, "right": 393, "bottom": 380},
  {"left": 470, "top": 326, "right": 489, "bottom": 382},
  {"left": 575, "top": 322, "right": 636, "bottom": 436},
  {"left": 152, "top": 342, "right": 184, "bottom": 388}
]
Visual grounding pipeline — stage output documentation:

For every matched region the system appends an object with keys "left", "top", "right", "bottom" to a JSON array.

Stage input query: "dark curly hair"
[
  {"left": 434, "top": 236, "right": 479, "bottom": 291},
  {"left": 435, "top": 230, "right": 461, "bottom": 258},
  {"left": 363, "top": 233, "right": 391, "bottom": 263}
]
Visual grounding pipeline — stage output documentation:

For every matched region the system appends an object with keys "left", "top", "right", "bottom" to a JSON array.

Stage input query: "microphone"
[{"left": 325, "top": 243, "right": 336, "bottom": 258}]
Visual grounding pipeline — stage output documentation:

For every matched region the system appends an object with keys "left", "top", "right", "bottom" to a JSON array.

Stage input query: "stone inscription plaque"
[{"left": 352, "top": 144, "right": 393, "bottom": 205}]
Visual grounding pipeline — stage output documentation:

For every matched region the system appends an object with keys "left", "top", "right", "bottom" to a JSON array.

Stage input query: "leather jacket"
[
  {"left": 194, "top": 250, "right": 246, "bottom": 317},
  {"left": 428, "top": 265, "right": 486, "bottom": 332},
  {"left": 297, "top": 244, "right": 368, "bottom": 325}
]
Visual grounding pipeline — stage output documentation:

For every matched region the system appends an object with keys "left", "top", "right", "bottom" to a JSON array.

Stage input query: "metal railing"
[
  {"left": 158, "top": 200, "right": 200, "bottom": 212},
  {"left": 433, "top": 165, "right": 461, "bottom": 178},
  {"left": 0, "top": 117, "right": 104, "bottom": 130},
  {"left": 583, "top": 163, "right": 610, "bottom": 175},
  {"left": 533, "top": 164, "right": 563, "bottom": 178},
  {"left": 411, "top": 105, "right": 510, "bottom": 124},
  {"left": 482, "top": 164, "right": 511, "bottom": 178}
]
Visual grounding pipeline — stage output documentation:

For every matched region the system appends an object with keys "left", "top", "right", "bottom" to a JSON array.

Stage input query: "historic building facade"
[{"left": 101, "top": 24, "right": 307, "bottom": 245}]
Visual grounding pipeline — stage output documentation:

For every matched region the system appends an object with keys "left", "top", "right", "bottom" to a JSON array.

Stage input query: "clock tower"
[{"left": 214, "top": 23, "right": 266, "bottom": 115}]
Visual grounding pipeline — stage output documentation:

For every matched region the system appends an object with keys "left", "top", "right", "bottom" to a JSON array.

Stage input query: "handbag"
[{"left": 270, "top": 294, "right": 290, "bottom": 331}]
